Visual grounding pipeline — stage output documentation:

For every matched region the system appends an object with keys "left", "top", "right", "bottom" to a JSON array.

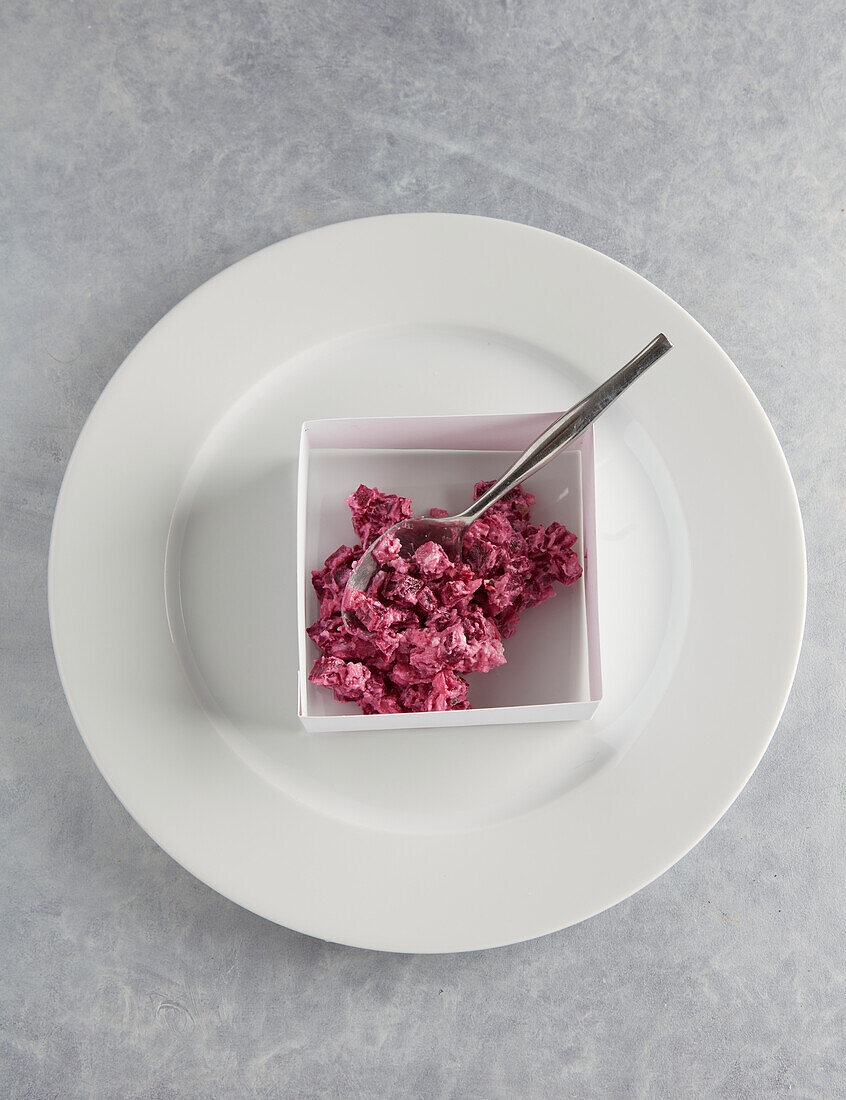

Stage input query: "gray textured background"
[{"left": 2, "top": 0, "right": 844, "bottom": 1096}]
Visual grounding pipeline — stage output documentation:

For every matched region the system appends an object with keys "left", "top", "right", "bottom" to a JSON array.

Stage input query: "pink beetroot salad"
[{"left": 308, "top": 483, "right": 583, "bottom": 714}]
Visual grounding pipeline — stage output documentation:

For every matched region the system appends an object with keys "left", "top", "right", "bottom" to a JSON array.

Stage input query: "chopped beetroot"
[
  {"left": 413, "top": 541, "right": 451, "bottom": 578},
  {"left": 346, "top": 484, "right": 414, "bottom": 548},
  {"left": 398, "top": 670, "right": 471, "bottom": 712},
  {"left": 308, "top": 483, "right": 582, "bottom": 714},
  {"left": 371, "top": 533, "right": 402, "bottom": 565}
]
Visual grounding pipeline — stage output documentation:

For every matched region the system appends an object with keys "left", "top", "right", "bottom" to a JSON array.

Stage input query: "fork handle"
[{"left": 459, "top": 333, "right": 673, "bottom": 523}]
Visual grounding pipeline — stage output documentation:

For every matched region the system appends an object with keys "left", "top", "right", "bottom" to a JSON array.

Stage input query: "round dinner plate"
[{"left": 49, "top": 215, "right": 806, "bottom": 953}]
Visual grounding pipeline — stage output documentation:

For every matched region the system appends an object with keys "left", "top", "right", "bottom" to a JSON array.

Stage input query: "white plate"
[{"left": 49, "top": 215, "right": 806, "bottom": 953}]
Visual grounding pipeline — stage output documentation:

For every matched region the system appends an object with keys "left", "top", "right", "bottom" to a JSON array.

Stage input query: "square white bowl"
[{"left": 297, "top": 413, "right": 601, "bottom": 731}]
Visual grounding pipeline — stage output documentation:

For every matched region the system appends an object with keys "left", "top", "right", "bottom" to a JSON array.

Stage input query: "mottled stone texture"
[{"left": 1, "top": 0, "right": 844, "bottom": 1096}]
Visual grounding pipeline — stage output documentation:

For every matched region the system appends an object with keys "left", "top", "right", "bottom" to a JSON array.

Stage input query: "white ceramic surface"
[{"left": 48, "top": 214, "right": 806, "bottom": 953}]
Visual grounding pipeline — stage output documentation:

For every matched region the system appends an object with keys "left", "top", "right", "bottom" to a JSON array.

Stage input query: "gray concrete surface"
[{"left": 2, "top": 1, "right": 844, "bottom": 1096}]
